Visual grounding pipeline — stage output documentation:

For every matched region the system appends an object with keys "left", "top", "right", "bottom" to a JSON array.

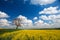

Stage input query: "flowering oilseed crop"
[{"left": 0, "top": 30, "right": 60, "bottom": 40}]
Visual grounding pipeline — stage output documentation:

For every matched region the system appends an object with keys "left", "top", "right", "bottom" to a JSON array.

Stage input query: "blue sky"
[
  {"left": 0, "top": 0, "right": 43, "bottom": 20},
  {"left": 0, "top": 0, "right": 59, "bottom": 20},
  {"left": 0, "top": 0, "right": 60, "bottom": 29}
]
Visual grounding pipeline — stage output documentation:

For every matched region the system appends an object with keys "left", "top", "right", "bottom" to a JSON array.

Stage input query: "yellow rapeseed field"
[{"left": 0, "top": 30, "right": 60, "bottom": 40}]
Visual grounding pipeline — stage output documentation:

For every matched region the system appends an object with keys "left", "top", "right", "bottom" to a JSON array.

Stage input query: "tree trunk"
[{"left": 16, "top": 25, "right": 18, "bottom": 29}]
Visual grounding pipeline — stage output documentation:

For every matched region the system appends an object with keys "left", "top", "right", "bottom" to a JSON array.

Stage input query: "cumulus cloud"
[
  {"left": 0, "top": 19, "right": 16, "bottom": 29},
  {"left": 16, "top": 14, "right": 60, "bottom": 29},
  {"left": 33, "top": 19, "right": 60, "bottom": 28},
  {"left": 0, "top": 10, "right": 60, "bottom": 29},
  {"left": 0, "top": 11, "right": 11, "bottom": 28},
  {"left": 0, "top": 11, "right": 9, "bottom": 18},
  {"left": 40, "top": 15, "right": 60, "bottom": 20},
  {"left": 30, "top": 0, "right": 56, "bottom": 5},
  {"left": 33, "top": 17, "right": 38, "bottom": 20},
  {"left": 0, "top": 19, "right": 10, "bottom": 26},
  {"left": 39, "top": 15, "right": 60, "bottom": 27},
  {"left": 40, "top": 15, "right": 51, "bottom": 20},
  {"left": 34, "top": 20, "right": 44, "bottom": 26},
  {"left": 34, "top": 20, "right": 44, "bottom": 24},
  {"left": 38, "top": 6, "right": 60, "bottom": 28},
  {"left": 39, "top": 6, "right": 60, "bottom": 14},
  {"left": 0, "top": 11, "right": 10, "bottom": 27},
  {"left": 33, "top": 20, "right": 51, "bottom": 28},
  {"left": 17, "top": 15, "right": 33, "bottom": 29},
  {"left": 40, "top": 15, "right": 55, "bottom": 20}
]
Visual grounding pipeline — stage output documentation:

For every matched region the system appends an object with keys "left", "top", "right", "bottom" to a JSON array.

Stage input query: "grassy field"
[{"left": 0, "top": 29, "right": 60, "bottom": 40}]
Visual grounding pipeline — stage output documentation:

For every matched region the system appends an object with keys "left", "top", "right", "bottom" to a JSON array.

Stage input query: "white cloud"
[
  {"left": 40, "top": 15, "right": 56, "bottom": 20},
  {"left": 16, "top": 6, "right": 60, "bottom": 29},
  {"left": 30, "top": 0, "right": 56, "bottom": 5},
  {"left": 17, "top": 15, "right": 60, "bottom": 29},
  {"left": 18, "top": 15, "right": 27, "bottom": 21},
  {"left": 36, "top": 6, "right": 60, "bottom": 28},
  {"left": 33, "top": 19, "right": 60, "bottom": 28},
  {"left": 33, "top": 7, "right": 60, "bottom": 28},
  {"left": 56, "top": 15, "right": 60, "bottom": 19},
  {"left": 17, "top": 15, "right": 33, "bottom": 29},
  {"left": 0, "top": 11, "right": 9, "bottom": 18},
  {"left": 0, "top": 11, "right": 60, "bottom": 29},
  {"left": 0, "top": 11, "right": 11, "bottom": 28},
  {"left": 0, "top": 19, "right": 17, "bottom": 29},
  {"left": 33, "top": 17, "right": 38, "bottom": 20},
  {"left": 34, "top": 20, "right": 51, "bottom": 28},
  {"left": 40, "top": 15, "right": 51, "bottom": 20},
  {"left": 0, "top": 19, "right": 10, "bottom": 26},
  {"left": 34, "top": 20, "right": 44, "bottom": 26},
  {"left": 40, "top": 15, "right": 60, "bottom": 20},
  {"left": 39, "top": 6, "right": 60, "bottom": 14},
  {"left": 36, "top": 20, "right": 44, "bottom": 24}
]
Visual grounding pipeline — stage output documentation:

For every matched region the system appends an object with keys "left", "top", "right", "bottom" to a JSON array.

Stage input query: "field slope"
[{"left": 0, "top": 30, "right": 60, "bottom": 40}]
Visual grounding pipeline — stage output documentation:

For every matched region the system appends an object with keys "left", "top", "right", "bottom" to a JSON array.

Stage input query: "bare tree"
[{"left": 13, "top": 18, "right": 22, "bottom": 29}]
